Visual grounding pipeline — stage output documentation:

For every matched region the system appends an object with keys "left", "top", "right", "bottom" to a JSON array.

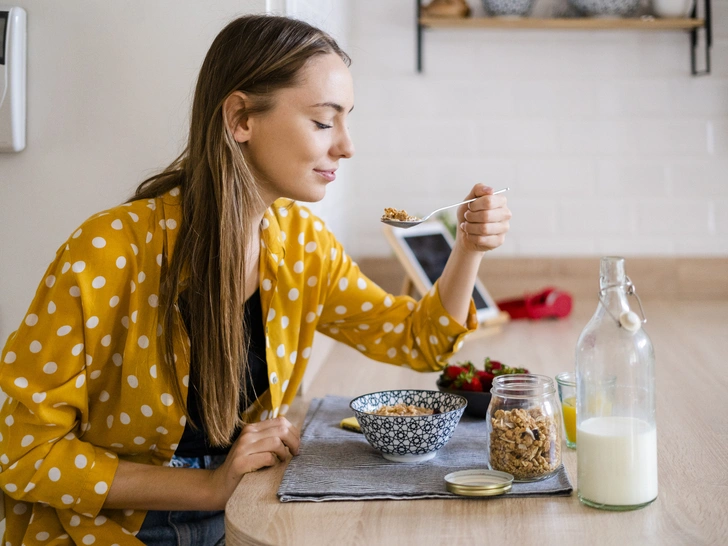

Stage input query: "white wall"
[
  {"left": 0, "top": 0, "right": 272, "bottom": 341},
  {"left": 347, "top": 0, "right": 728, "bottom": 258},
  {"left": 2, "top": 0, "right": 726, "bottom": 341},
  {"left": 0, "top": 0, "right": 356, "bottom": 342}
]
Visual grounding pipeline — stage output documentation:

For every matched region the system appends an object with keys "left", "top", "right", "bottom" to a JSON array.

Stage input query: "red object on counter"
[{"left": 497, "top": 287, "right": 573, "bottom": 320}]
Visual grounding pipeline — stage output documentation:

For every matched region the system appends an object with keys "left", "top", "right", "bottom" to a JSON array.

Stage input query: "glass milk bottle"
[{"left": 575, "top": 256, "right": 657, "bottom": 511}]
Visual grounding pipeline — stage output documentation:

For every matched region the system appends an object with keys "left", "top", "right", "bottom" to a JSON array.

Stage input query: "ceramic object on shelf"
[
  {"left": 422, "top": 0, "right": 472, "bottom": 18},
  {"left": 481, "top": 0, "right": 536, "bottom": 17},
  {"left": 567, "top": 0, "right": 641, "bottom": 16},
  {"left": 652, "top": 0, "right": 695, "bottom": 17}
]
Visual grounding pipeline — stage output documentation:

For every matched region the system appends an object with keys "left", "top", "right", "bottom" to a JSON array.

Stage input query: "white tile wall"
[
  {"left": 346, "top": 0, "right": 728, "bottom": 257},
  {"left": 712, "top": 120, "right": 728, "bottom": 155},
  {"left": 636, "top": 199, "right": 713, "bottom": 235},
  {"left": 718, "top": 200, "right": 728, "bottom": 228},
  {"left": 596, "top": 160, "right": 670, "bottom": 196},
  {"left": 557, "top": 199, "right": 633, "bottom": 235},
  {"left": 0, "top": 0, "right": 269, "bottom": 341}
]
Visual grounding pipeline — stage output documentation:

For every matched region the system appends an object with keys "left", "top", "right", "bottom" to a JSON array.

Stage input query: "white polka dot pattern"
[{"left": 0, "top": 191, "right": 476, "bottom": 542}]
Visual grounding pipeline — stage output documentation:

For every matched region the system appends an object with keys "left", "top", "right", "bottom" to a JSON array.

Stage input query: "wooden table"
[{"left": 226, "top": 300, "right": 728, "bottom": 545}]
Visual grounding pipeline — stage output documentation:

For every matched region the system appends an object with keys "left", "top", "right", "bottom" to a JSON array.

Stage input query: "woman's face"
[{"left": 244, "top": 53, "right": 355, "bottom": 205}]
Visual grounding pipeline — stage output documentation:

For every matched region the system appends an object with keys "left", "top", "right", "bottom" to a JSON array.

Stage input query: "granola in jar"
[
  {"left": 489, "top": 407, "right": 560, "bottom": 480},
  {"left": 486, "top": 374, "right": 563, "bottom": 481}
]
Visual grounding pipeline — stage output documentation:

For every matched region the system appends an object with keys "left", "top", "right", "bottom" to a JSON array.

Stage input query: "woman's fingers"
[
  {"left": 237, "top": 418, "right": 301, "bottom": 455},
  {"left": 251, "top": 424, "right": 300, "bottom": 456},
  {"left": 455, "top": 185, "right": 511, "bottom": 253},
  {"left": 460, "top": 232, "right": 507, "bottom": 250},
  {"left": 243, "top": 435, "right": 291, "bottom": 461},
  {"left": 468, "top": 193, "right": 508, "bottom": 212},
  {"left": 243, "top": 451, "right": 281, "bottom": 473},
  {"left": 463, "top": 183, "right": 492, "bottom": 201},
  {"left": 461, "top": 220, "right": 510, "bottom": 237},
  {"left": 207, "top": 417, "right": 301, "bottom": 508},
  {"left": 241, "top": 416, "right": 297, "bottom": 434},
  {"left": 463, "top": 207, "right": 511, "bottom": 224}
]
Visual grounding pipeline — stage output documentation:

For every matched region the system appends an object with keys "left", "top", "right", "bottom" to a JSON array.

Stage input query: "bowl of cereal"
[{"left": 349, "top": 389, "right": 467, "bottom": 463}]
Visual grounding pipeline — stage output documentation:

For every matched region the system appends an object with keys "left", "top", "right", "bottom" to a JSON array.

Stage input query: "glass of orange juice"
[{"left": 555, "top": 372, "right": 576, "bottom": 449}]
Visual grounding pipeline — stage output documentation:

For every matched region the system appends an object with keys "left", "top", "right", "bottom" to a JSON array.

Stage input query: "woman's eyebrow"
[{"left": 310, "top": 102, "right": 355, "bottom": 114}]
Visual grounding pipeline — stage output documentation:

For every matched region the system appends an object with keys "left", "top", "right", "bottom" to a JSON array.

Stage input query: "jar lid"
[{"left": 444, "top": 469, "right": 514, "bottom": 497}]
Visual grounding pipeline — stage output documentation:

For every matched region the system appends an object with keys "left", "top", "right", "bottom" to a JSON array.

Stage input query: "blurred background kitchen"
[{"left": 0, "top": 0, "right": 726, "bottom": 345}]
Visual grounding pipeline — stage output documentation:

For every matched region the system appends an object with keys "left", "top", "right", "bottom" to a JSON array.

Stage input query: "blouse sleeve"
[
  {"left": 316, "top": 230, "right": 478, "bottom": 372},
  {"left": 0, "top": 237, "right": 119, "bottom": 518}
]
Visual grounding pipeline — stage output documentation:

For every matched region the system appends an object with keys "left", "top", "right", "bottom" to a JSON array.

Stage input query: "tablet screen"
[{"left": 403, "top": 233, "right": 489, "bottom": 310}]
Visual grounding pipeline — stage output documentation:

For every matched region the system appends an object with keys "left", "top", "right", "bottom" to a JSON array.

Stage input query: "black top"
[{"left": 175, "top": 289, "right": 269, "bottom": 457}]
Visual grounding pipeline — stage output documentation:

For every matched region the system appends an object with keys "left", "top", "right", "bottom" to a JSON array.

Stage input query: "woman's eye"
[{"left": 313, "top": 121, "right": 332, "bottom": 130}]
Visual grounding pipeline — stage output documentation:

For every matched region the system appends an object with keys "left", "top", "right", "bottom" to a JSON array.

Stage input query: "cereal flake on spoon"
[{"left": 381, "top": 207, "right": 420, "bottom": 222}]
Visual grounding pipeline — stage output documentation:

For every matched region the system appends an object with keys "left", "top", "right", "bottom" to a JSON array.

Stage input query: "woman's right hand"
[{"left": 208, "top": 416, "right": 300, "bottom": 508}]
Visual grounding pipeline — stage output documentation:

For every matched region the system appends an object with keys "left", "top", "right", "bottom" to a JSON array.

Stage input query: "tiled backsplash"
[{"left": 345, "top": 0, "right": 728, "bottom": 257}]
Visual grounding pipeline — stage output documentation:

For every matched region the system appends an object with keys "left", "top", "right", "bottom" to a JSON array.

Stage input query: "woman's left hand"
[{"left": 455, "top": 184, "right": 511, "bottom": 254}]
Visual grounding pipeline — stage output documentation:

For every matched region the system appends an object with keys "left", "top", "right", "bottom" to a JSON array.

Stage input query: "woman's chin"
[{"left": 294, "top": 186, "right": 327, "bottom": 203}]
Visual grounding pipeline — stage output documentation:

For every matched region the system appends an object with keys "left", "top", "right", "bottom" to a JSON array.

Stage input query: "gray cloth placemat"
[{"left": 278, "top": 395, "right": 573, "bottom": 502}]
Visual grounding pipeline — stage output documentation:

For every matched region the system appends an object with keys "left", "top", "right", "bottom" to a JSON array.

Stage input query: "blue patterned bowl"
[
  {"left": 350, "top": 390, "right": 467, "bottom": 463},
  {"left": 567, "top": 0, "right": 641, "bottom": 16},
  {"left": 482, "top": 0, "right": 535, "bottom": 16}
]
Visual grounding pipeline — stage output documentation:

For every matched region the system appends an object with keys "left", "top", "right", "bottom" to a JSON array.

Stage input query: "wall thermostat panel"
[{"left": 0, "top": 6, "right": 26, "bottom": 152}]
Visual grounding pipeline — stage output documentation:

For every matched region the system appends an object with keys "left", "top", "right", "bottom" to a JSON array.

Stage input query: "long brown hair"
[{"left": 131, "top": 15, "right": 350, "bottom": 446}]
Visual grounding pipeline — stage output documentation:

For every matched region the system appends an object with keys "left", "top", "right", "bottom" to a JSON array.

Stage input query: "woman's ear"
[{"left": 223, "top": 91, "right": 253, "bottom": 143}]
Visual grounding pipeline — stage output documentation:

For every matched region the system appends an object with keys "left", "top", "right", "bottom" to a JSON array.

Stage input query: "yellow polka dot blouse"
[{"left": 0, "top": 189, "right": 477, "bottom": 544}]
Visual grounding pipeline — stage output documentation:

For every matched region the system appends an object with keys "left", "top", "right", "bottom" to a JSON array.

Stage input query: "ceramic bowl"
[
  {"left": 567, "top": 0, "right": 641, "bottom": 16},
  {"left": 436, "top": 379, "right": 492, "bottom": 419},
  {"left": 350, "top": 389, "right": 467, "bottom": 463},
  {"left": 481, "top": 0, "right": 535, "bottom": 16},
  {"left": 652, "top": 0, "right": 695, "bottom": 17}
]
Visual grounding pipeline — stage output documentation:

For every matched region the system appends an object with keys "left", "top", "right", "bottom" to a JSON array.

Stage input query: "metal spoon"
[{"left": 381, "top": 187, "right": 510, "bottom": 229}]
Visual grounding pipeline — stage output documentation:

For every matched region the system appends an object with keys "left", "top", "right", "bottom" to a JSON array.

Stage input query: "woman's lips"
[{"left": 314, "top": 169, "right": 336, "bottom": 182}]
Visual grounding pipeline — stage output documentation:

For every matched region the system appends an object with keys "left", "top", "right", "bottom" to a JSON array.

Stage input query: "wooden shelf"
[
  {"left": 419, "top": 16, "right": 705, "bottom": 31},
  {"left": 415, "top": 0, "right": 713, "bottom": 76}
]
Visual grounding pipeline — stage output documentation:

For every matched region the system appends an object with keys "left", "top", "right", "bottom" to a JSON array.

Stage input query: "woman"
[{"left": 0, "top": 15, "right": 510, "bottom": 546}]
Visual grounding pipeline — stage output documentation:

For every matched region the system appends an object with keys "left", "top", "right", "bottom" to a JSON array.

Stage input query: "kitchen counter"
[{"left": 225, "top": 299, "right": 728, "bottom": 545}]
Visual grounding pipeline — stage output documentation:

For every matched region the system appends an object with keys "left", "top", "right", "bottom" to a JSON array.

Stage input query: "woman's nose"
[{"left": 335, "top": 127, "right": 354, "bottom": 159}]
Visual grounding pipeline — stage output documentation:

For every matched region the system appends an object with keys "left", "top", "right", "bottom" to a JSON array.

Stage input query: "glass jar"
[
  {"left": 575, "top": 256, "right": 657, "bottom": 511},
  {"left": 486, "top": 374, "right": 562, "bottom": 482}
]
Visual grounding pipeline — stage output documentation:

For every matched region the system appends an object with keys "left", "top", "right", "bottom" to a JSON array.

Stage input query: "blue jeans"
[{"left": 137, "top": 455, "right": 227, "bottom": 546}]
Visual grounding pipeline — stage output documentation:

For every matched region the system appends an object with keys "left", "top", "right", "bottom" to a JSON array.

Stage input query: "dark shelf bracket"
[
  {"left": 416, "top": 0, "right": 712, "bottom": 76},
  {"left": 417, "top": 0, "right": 424, "bottom": 73},
  {"left": 691, "top": 0, "right": 712, "bottom": 75}
]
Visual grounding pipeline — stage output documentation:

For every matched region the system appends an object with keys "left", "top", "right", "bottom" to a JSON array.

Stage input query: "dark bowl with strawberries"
[
  {"left": 436, "top": 379, "right": 492, "bottom": 418},
  {"left": 437, "top": 359, "right": 530, "bottom": 419}
]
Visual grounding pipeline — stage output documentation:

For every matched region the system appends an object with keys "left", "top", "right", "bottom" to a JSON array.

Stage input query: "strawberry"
[
  {"left": 440, "top": 364, "right": 467, "bottom": 387},
  {"left": 484, "top": 357, "right": 503, "bottom": 373},
  {"left": 476, "top": 370, "right": 494, "bottom": 391},
  {"left": 444, "top": 365, "right": 466, "bottom": 380},
  {"left": 452, "top": 364, "right": 485, "bottom": 392},
  {"left": 484, "top": 357, "right": 529, "bottom": 376},
  {"left": 460, "top": 375, "right": 483, "bottom": 392}
]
